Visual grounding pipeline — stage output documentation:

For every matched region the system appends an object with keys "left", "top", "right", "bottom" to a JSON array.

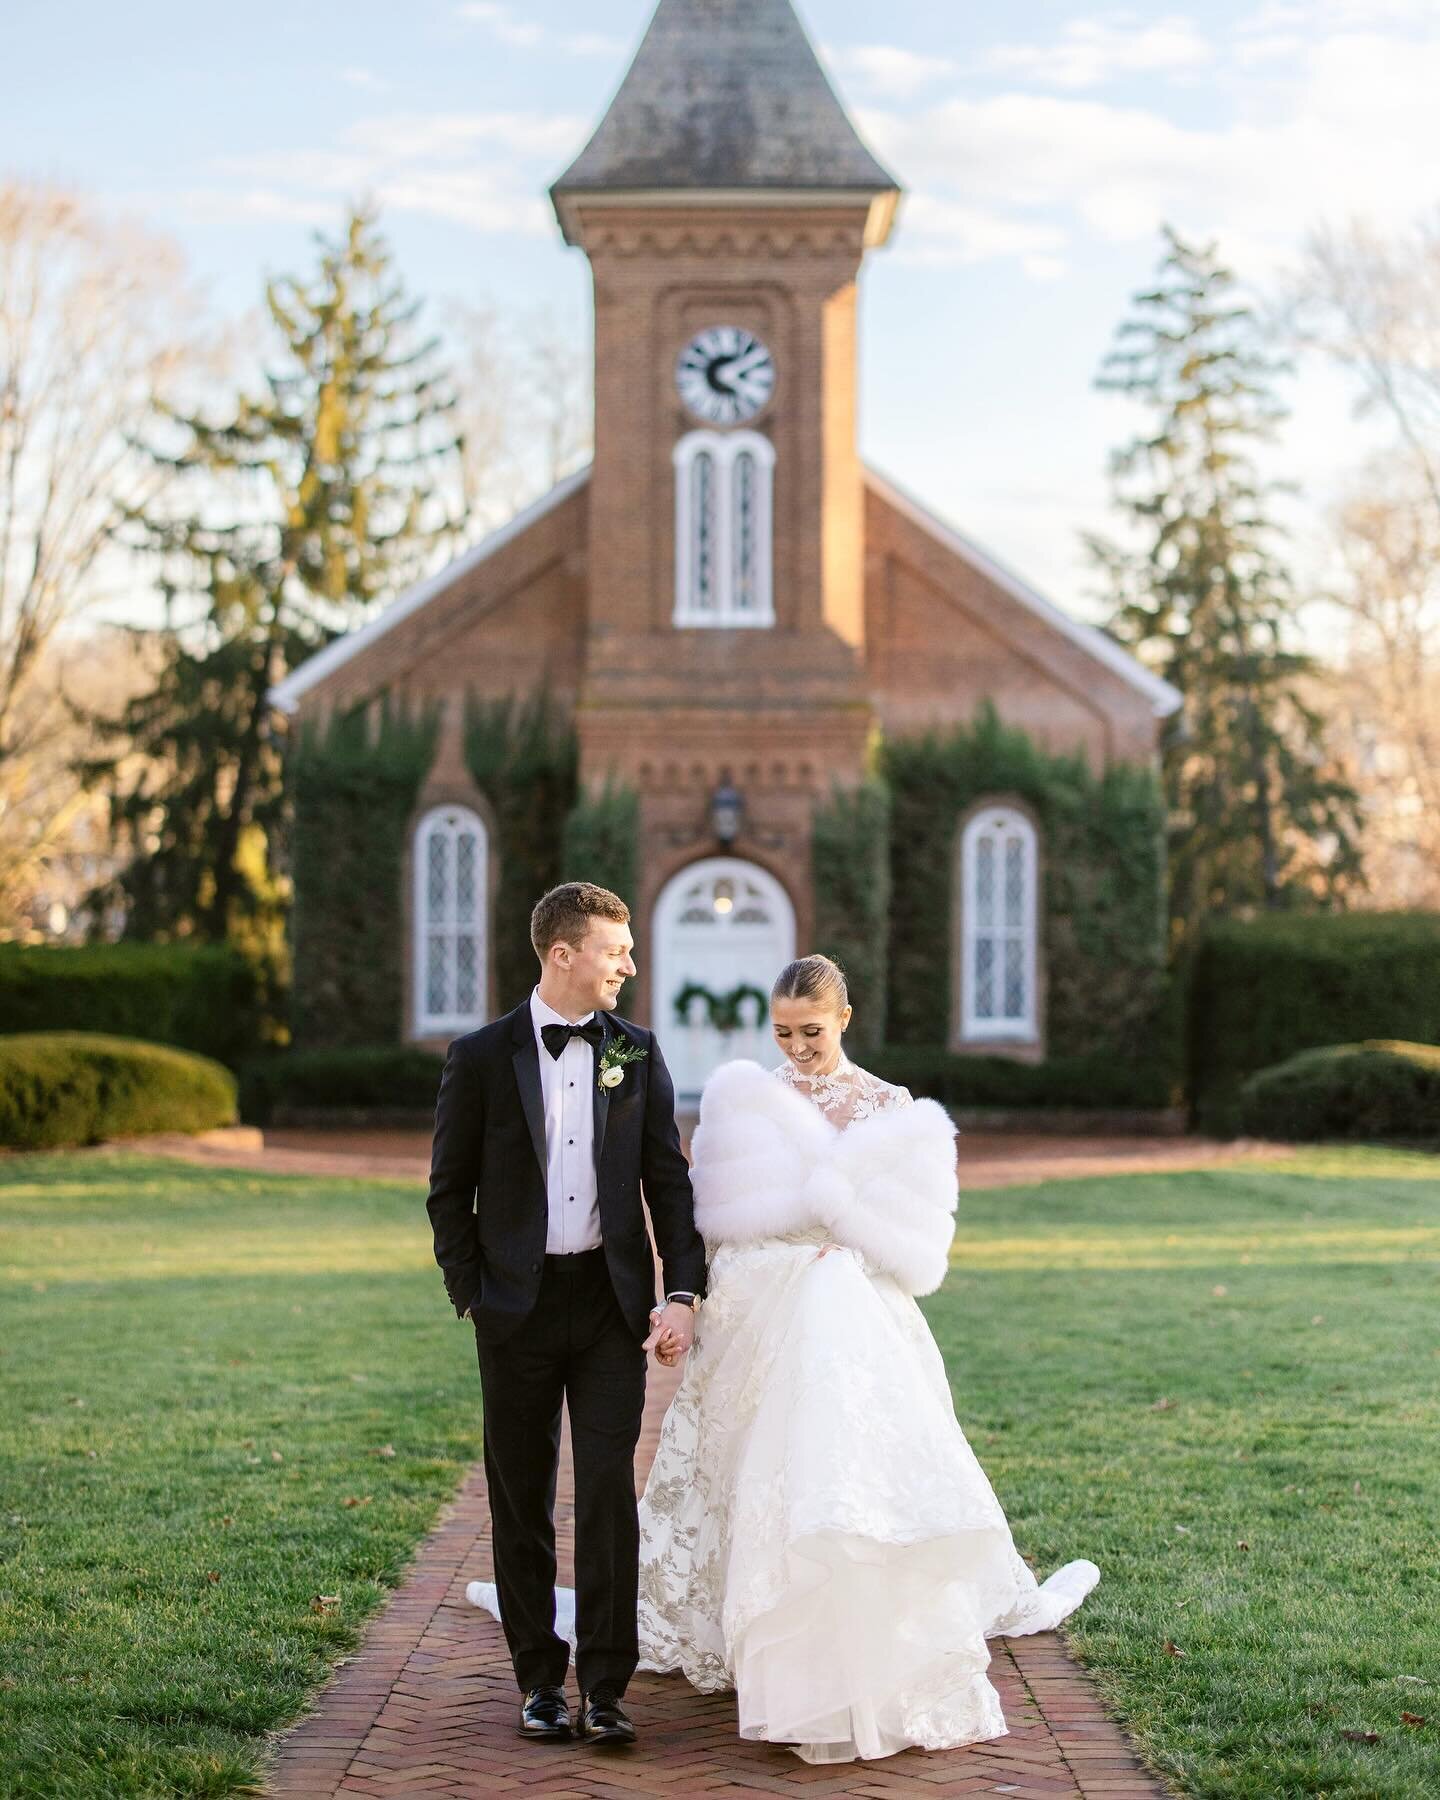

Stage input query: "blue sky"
[{"left": 7, "top": 0, "right": 1439, "bottom": 629}]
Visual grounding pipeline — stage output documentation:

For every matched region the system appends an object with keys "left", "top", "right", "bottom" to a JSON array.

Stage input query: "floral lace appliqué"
[{"left": 771, "top": 1052, "right": 913, "bottom": 1129}]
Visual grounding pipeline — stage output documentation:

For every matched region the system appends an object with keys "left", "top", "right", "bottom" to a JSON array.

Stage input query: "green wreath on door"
[{"left": 672, "top": 981, "right": 771, "bottom": 1034}]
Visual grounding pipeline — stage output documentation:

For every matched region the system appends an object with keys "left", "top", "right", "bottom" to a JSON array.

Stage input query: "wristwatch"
[{"left": 666, "top": 1292, "right": 702, "bottom": 1312}]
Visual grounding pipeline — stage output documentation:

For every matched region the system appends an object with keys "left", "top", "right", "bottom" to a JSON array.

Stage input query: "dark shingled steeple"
[{"left": 551, "top": 0, "right": 899, "bottom": 236}]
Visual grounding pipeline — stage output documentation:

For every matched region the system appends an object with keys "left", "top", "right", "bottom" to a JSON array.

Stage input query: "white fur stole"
[{"left": 690, "top": 1060, "right": 959, "bottom": 1297}]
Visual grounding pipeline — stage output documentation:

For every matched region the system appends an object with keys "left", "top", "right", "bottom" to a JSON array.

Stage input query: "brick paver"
[{"left": 266, "top": 1362, "right": 1166, "bottom": 1799}]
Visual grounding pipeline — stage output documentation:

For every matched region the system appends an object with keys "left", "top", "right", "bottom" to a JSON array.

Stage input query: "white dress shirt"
[{"left": 530, "top": 988, "right": 603, "bottom": 1256}]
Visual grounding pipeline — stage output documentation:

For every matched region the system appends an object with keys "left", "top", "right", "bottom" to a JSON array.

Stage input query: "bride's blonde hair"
[{"left": 772, "top": 953, "right": 849, "bottom": 1015}]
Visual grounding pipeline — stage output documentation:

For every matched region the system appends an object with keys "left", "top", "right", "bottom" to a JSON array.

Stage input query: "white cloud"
[
  {"left": 984, "top": 14, "right": 1214, "bottom": 89},
  {"left": 211, "top": 107, "right": 581, "bottom": 239},
  {"left": 864, "top": 19, "right": 1440, "bottom": 278},
  {"left": 340, "top": 67, "right": 389, "bottom": 92},
  {"left": 341, "top": 111, "right": 585, "bottom": 163},
  {"left": 454, "top": 2, "right": 622, "bottom": 58},
  {"left": 897, "top": 196, "right": 1069, "bottom": 272},
  {"left": 827, "top": 44, "right": 959, "bottom": 100}
]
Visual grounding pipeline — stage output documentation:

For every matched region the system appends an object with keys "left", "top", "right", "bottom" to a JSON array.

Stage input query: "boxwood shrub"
[
  {"left": 1189, "top": 912, "right": 1440, "bottom": 1131},
  {"left": 1238, "top": 1040, "right": 1440, "bottom": 1143},
  {"left": 0, "top": 1032, "right": 238, "bottom": 1150},
  {"left": 240, "top": 1045, "right": 445, "bottom": 1124},
  {"left": 0, "top": 943, "right": 263, "bottom": 1067}
]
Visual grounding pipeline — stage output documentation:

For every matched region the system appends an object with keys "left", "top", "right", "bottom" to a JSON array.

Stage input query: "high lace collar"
[{"left": 772, "top": 1052, "right": 911, "bottom": 1131}]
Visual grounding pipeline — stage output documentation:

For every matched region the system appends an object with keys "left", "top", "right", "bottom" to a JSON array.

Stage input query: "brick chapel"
[{"left": 271, "top": 0, "right": 1179, "bottom": 1101}]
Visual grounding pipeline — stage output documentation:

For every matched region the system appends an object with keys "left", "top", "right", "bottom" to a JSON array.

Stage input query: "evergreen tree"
[
  {"left": 86, "top": 206, "right": 462, "bottom": 946},
  {"left": 1088, "top": 226, "right": 1362, "bottom": 945}
]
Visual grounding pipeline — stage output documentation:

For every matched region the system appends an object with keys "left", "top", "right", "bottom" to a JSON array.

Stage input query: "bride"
[{"left": 473, "top": 952, "right": 1098, "bottom": 1763}]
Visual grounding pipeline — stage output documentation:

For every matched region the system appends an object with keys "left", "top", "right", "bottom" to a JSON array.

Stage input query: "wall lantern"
[{"left": 709, "top": 778, "right": 745, "bottom": 847}]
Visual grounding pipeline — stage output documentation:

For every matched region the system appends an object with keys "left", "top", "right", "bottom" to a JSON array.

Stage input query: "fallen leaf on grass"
[
  {"left": 341, "top": 1496, "right": 373, "bottom": 1508},
  {"left": 1236, "top": 1540, "right": 1250, "bottom": 1551},
  {"left": 311, "top": 1594, "right": 341, "bottom": 1614},
  {"left": 370, "top": 1445, "right": 397, "bottom": 1459},
  {"left": 1401, "top": 1713, "right": 1426, "bottom": 1727},
  {"left": 1211, "top": 1285, "right": 1228, "bottom": 1298},
  {"left": 1173, "top": 1524, "right": 1191, "bottom": 1535},
  {"left": 270, "top": 1451, "right": 284, "bottom": 1464},
  {"left": 1151, "top": 1397, "right": 1175, "bottom": 1411},
  {"left": 1342, "top": 1730, "right": 1380, "bottom": 1744},
  {"left": 1163, "top": 1639, "right": 1186, "bottom": 1658},
  {"left": 204, "top": 1571, "right": 220, "bottom": 1585}
]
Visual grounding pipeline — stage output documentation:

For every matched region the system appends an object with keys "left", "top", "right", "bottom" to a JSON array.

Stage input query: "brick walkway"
[{"left": 266, "top": 1360, "right": 1166, "bottom": 1799}]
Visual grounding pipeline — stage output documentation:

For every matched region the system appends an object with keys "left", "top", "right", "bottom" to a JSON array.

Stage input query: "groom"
[{"left": 426, "top": 881, "right": 707, "bottom": 1747}]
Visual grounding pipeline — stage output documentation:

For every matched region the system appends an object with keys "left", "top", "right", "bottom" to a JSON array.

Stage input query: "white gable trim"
[
  {"left": 267, "top": 466, "right": 593, "bottom": 715},
  {"left": 864, "top": 467, "right": 1182, "bottom": 719}
]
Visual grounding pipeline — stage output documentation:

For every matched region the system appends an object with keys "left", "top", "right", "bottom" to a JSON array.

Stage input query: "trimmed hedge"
[
  {"left": 869, "top": 1045, "right": 1179, "bottom": 1111},
  {"left": 0, "top": 943, "right": 263, "bottom": 1067},
  {"left": 1189, "top": 912, "right": 1440, "bottom": 1131},
  {"left": 240, "top": 1045, "right": 444, "bottom": 1124},
  {"left": 0, "top": 1032, "right": 237, "bottom": 1150},
  {"left": 1239, "top": 1040, "right": 1440, "bottom": 1143}
]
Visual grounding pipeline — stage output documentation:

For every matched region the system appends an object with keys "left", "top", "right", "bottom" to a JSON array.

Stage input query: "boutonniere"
[{"left": 598, "top": 1039, "right": 648, "bottom": 1092}]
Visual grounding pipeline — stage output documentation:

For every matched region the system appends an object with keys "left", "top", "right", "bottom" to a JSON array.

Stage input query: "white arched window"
[
  {"left": 413, "top": 805, "right": 488, "bottom": 1037},
  {"left": 960, "top": 806, "right": 1039, "bottom": 1044},
  {"left": 674, "top": 430, "right": 775, "bottom": 627}
]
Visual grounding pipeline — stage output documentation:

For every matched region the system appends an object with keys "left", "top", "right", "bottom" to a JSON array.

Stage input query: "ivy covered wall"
[
  {"left": 464, "top": 692, "right": 579, "bottom": 1013},
  {"left": 290, "top": 702, "right": 440, "bottom": 1048},
  {"left": 811, "top": 780, "right": 891, "bottom": 1050},
  {"left": 881, "top": 706, "right": 1172, "bottom": 1083},
  {"left": 563, "top": 781, "right": 640, "bottom": 913}
]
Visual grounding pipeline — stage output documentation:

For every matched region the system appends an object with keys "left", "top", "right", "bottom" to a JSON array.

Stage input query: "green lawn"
[
  {"left": 1, "top": 1147, "right": 1437, "bottom": 1799},
  {"left": 0, "top": 1155, "right": 480, "bottom": 1800},
  {"left": 928, "top": 1145, "right": 1440, "bottom": 1800}
]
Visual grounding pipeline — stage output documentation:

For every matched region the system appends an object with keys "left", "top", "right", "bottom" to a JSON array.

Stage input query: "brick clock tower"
[
  {"left": 550, "top": 0, "right": 901, "bottom": 1034},
  {"left": 270, "top": 0, "right": 1175, "bottom": 1095}
]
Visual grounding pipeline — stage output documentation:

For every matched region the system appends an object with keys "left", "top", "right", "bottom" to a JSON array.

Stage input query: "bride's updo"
[{"left": 772, "top": 953, "right": 849, "bottom": 1015}]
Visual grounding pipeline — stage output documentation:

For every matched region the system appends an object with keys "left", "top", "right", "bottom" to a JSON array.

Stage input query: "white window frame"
[
  {"left": 960, "top": 805, "right": 1039, "bottom": 1044},
  {"left": 673, "top": 429, "right": 775, "bottom": 628},
  {"left": 412, "top": 805, "right": 488, "bottom": 1038}
]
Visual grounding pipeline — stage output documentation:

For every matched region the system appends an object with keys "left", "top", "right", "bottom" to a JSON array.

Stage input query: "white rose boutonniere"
[{"left": 597, "top": 1038, "right": 648, "bottom": 1093}]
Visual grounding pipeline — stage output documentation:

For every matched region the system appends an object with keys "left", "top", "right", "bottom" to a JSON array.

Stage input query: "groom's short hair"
[{"left": 531, "top": 882, "right": 630, "bottom": 961}]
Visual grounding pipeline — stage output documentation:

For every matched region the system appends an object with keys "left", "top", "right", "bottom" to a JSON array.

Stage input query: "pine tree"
[
  {"left": 86, "top": 206, "right": 462, "bottom": 946},
  {"left": 1087, "top": 226, "right": 1362, "bottom": 945}
]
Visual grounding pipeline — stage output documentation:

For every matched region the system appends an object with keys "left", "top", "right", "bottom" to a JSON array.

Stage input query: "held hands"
[{"left": 643, "top": 1300, "right": 696, "bottom": 1366}]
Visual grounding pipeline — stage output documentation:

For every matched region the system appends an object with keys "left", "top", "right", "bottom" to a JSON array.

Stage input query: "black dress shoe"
[
  {"left": 577, "top": 1685, "right": 637, "bottom": 1746},
  {"left": 517, "top": 1684, "right": 571, "bottom": 1741}
]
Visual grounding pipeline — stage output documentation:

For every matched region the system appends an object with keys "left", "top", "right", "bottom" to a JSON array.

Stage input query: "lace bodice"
[{"left": 772, "top": 1053, "right": 913, "bottom": 1129}]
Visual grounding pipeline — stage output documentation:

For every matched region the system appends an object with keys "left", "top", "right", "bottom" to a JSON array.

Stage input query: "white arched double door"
[{"left": 652, "top": 858, "right": 796, "bottom": 1104}]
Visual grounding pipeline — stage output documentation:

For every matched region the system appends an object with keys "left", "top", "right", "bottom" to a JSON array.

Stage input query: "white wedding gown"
[{"left": 469, "top": 1055, "right": 1098, "bottom": 1763}]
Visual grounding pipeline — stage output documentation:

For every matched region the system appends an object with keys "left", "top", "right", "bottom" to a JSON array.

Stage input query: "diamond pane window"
[
  {"left": 414, "top": 806, "right": 488, "bottom": 1037},
  {"left": 960, "top": 807, "right": 1038, "bottom": 1043},
  {"left": 674, "top": 430, "right": 774, "bottom": 627}
]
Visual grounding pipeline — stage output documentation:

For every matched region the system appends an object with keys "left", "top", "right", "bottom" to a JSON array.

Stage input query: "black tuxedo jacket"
[{"left": 426, "top": 998, "right": 708, "bottom": 1343}]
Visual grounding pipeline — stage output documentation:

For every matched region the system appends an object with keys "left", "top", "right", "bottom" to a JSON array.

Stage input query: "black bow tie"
[{"left": 541, "top": 1018, "right": 604, "bottom": 1060}]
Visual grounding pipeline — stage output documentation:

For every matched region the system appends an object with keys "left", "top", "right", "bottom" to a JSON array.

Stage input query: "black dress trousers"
[{"left": 475, "top": 1246, "right": 646, "bottom": 1695}]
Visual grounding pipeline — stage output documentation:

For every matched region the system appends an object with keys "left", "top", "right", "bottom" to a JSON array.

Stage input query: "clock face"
[{"left": 675, "top": 325, "right": 776, "bottom": 426}]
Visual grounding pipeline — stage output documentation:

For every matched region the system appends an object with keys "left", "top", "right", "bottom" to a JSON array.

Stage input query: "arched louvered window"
[
  {"left": 960, "top": 805, "right": 1039, "bottom": 1043},
  {"left": 413, "top": 805, "right": 488, "bottom": 1037},
  {"left": 674, "top": 430, "right": 774, "bottom": 627}
]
